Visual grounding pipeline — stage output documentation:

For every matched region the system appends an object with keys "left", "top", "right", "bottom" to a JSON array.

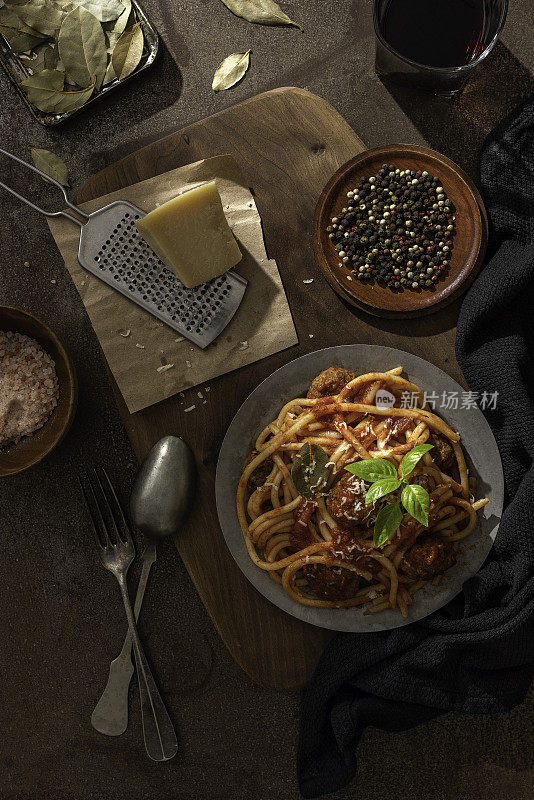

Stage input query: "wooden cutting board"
[{"left": 76, "top": 87, "right": 464, "bottom": 691}]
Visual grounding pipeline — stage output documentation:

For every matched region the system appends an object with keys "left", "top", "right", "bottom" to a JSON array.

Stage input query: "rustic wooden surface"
[
  {"left": 3, "top": 0, "right": 534, "bottom": 793},
  {"left": 76, "top": 86, "right": 469, "bottom": 690}
]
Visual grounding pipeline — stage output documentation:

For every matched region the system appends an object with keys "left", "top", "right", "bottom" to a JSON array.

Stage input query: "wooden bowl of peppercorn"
[{"left": 313, "top": 144, "right": 488, "bottom": 317}]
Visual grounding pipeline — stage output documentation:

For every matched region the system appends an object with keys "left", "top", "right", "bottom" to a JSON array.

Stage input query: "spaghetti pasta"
[{"left": 236, "top": 366, "right": 489, "bottom": 618}]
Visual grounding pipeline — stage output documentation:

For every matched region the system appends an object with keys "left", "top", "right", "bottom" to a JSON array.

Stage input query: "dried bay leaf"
[
  {"left": 30, "top": 147, "right": 69, "bottom": 185},
  {"left": 22, "top": 40, "right": 50, "bottom": 70},
  {"left": 219, "top": 0, "right": 301, "bottom": 29},
  {"left": 58, "top": 6, "right": 107, "bottom": 89},
  {"left": 104, "top": 0, "right": 129, "bottom": 51},
  {"left": 0, "top": 4, "right": 45, "bottom": 34},
  {"left": 11, "top": 0, "right": 65, "bottom": 37},
  {"left": 212, "top": 50, "right": 250, "bottom": 91},
  {"left": 43, "top": 41, "right": 61, "bottom": 68},
  {"left": 102, "top": 55, "right": 114, "bottom": 83},
  {"left": 71, "top": 0, "right": 124, "bottom": 23},
  {"left": 291, "top": 443, "right": 331, "bottom": 497},
  {"left": 21, "top": 65, "right": 63, "bottom": 90},
  {"left": 20, "top": 68, "right": 94, "bottom": 112},
  {"left": 111, "top": 20, "right": 142, "bottom": 80},
  {"left": 48, "top": 81, "right": 95, "bottom": 110},
  {"left": 0, "top": 22, "right": 44, "bottom": 49},
  {"left": 0, "top": 5, "right": 47, "bottom": 50}
]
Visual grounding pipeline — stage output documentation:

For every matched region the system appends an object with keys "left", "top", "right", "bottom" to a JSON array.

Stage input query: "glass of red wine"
[{"left": 374, "top": 0, "right": 508, "bottom": 96}]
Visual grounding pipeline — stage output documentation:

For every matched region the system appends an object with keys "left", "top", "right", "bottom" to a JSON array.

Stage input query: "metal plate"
[
  {"left": 215, "top": 345, "right": 504, "bottom": 632},
  {"left": 0, "top": 0, "right": 159, "bottom": 126},
  {"left": 78, "top": 201, "right": 247, "bottom": 349}
]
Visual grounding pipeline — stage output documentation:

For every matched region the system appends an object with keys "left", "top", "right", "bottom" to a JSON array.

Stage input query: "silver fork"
[{"left": 80, "top": 469, "right": 178, "bottom": 761}]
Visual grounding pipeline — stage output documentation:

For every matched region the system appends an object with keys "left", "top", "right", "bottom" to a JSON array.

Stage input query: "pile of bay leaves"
[{"left": 0, "top": 0, "right": 146, "bottom": 115}]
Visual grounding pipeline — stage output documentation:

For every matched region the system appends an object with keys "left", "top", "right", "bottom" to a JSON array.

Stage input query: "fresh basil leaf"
[
  {"left": 345, "top": 457, "right": 397, "bottom": 482},
  {"left": 365, "top": 477, "right": 401, "bottom": 505},
  {"left": 400, "top": 443, "right": 434, "bottom": 478},
  {"left": 401, "top": 483, "right": 430, "bottom": 526},
  {"left": 291, "top": 442, "right": 331, "bottom": 498},
  {"left": 373, "top": 502, "right": 402, "bottom": 548}
]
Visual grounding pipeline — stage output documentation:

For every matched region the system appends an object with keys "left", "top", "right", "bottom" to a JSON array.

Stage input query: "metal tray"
[{"left": 0, "top": 0, "right": 159, "bottom": 126}]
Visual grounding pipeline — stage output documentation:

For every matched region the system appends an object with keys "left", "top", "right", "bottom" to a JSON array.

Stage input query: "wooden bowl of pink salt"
[{"left": 0, "top": 307, "right": 77, "bottom": 476}]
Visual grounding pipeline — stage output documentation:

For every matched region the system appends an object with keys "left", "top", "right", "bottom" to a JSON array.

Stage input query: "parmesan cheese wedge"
[{"left": 136, "top": 181, "right": 242, "bottom": 288}]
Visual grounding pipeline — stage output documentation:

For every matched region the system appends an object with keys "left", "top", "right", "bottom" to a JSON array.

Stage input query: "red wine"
[{"left": 381, "top": 0, "right": 486, "bottom": 69}]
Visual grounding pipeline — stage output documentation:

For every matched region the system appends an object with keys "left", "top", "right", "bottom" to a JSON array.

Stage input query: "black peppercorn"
[{"left": 328, "top": 165, "right": 456, "bottom": 293}]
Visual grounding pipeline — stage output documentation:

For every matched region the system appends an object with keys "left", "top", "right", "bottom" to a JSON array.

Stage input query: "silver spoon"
[{"left": 91, "top": 436, "right": 196, "bottom": 738}]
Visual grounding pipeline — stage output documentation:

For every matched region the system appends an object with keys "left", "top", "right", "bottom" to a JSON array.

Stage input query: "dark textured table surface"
[{"left": 1, "top": 2, "right": 533, "bottom": 799}]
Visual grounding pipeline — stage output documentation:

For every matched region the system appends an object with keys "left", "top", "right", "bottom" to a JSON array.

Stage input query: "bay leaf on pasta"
[
  {"left": 111, "top": 20, "right": 142, "bottom": 80},
  {"left": 58, "top": 6, "right": 107, "bottom": 89},
  {"left": 219, "top": 0, "right": 301, "bottom": 29},
  {"left": 212, "top": 50, "right": 250, "bottom": 91},
  {"left": 291, "top": 443, "right": 331, "bottom": 497}
]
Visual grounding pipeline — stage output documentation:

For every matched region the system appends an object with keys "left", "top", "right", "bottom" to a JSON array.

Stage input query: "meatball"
[
  {"left": 331, "top": 526, "right": 383, "bottom": 574},
  {"left": 408, "top": 472, "right": 434, "bottom": 494},
  {"left": 307, "top": 366, "right": 355, "bottom": 399},
  {"left": 244, "top": 450, "right": 274, "bottom": 490},
  {"left": 429, "top": 433, "right": 455, "bottom": 472},
  {"left": 304, "top": 564, "right": 360, "bottom": 601},
  {"left": 327, "top": 472, "right": 383, "bottom": 529},
  {"left": 400, "top": 534, "right": 456, "bottom": 580}
]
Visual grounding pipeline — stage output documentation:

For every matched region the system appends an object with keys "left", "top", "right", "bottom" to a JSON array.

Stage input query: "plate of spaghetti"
[{"left": 215, "top": 346, "right": 503, "bottom": 631}]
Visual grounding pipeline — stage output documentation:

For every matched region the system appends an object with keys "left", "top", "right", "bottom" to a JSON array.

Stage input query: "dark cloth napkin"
[{"left": 298, "top": 98, "right": 534, "bottom": 798}]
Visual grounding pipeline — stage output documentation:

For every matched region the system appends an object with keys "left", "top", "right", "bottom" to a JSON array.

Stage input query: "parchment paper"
[{"left": 48, "top": 155, "right": 298, "bottom": 414}]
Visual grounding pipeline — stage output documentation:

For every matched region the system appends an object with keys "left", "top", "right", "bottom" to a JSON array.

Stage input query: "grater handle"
[{"left": 0, "top": 146, "right": 88, "bottom": 227}]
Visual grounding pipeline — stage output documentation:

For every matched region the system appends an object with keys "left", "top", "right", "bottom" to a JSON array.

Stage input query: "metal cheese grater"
[{"left": 0, "top": 148, "right": 247, "bottom": 349}]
